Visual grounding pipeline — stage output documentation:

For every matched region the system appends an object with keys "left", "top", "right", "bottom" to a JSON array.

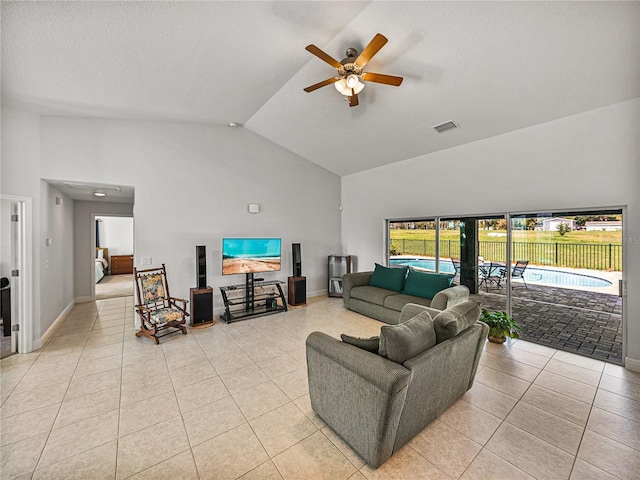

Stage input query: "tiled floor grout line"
[
  {"left": 28, "top": 306, "right": 100, "bottom": 477},
  {"left": 190, "top": 330, "right": 222, "bottom": 480},
  {"left": 6, "top": 296, "right": 636, "bottom": 480},
  {"left": 481, "top": 341, "right": 633, "bottom": 480},
  {"left": 114, "top": 301, "right": 125, "bottom": 480},
  {"left": 461, "top": 341, "right": 554, "bottom": 479},
  {"left": 212, "top": 328, "right": 318, "bottom": 480},
  {"left": 565, "top": 367, "right": 605, "bottom": 480},
  {"left": 215, "top": 317, "right": 365, "bottom": 480}
]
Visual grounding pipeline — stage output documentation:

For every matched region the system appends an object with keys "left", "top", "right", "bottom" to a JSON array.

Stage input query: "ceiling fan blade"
[
  {"left": 354, "top": 33, "right": 388, "bottom": 67},
  {"left": 361, "top": 72, "right": 404, "bottom": 86},
  {"left": 303, "top": 77, "right": 340, "bottom": 93},
  {"left": 305, "top": 44, "right": 343, "bottom": 69},
  {"left": 349, "top": 90, "right": 359, "bottom": 107}
]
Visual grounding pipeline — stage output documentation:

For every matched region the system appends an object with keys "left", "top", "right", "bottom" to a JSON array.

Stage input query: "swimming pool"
[{"left": 389, "top": 258, "right": 612, "bottom": 288}]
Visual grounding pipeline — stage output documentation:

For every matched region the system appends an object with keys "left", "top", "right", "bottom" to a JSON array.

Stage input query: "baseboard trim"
[
  {"left": 75, "top": 296, "right": 93, "bottom": 303},
  {"left": 308, "top": 289, "right": 328, "bottom": 298},
  {"left": 624, "top": 357, "right": 640, "bottom": 372},
  {"left": 34, "top": 299, "right": 76, "bottom": 349}
]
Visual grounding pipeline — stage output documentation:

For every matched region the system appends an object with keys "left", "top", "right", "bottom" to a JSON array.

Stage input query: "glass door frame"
[{"left": 386, "top": 206, "right": 626, "bottom": 363}]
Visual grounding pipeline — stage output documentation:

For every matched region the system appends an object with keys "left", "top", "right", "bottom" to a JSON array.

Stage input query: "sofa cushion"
[
  {"left": 432, "top": 301, "right": 482, "bottom": 343},
  {"left": 383, "top": 294, "right": 432, "bottom": 312},
  {"left": 350, "top": 285, "right": 396, "bottom": 307},
  {"left": 369, "top": 263, "right": 408, "bottom": 292},
  {"left": 340, "top": 334, "right": 380, "bottom": 353},
  {"left": 402, "top": 269, "right": 454, "bottom": 299},
  {"left": 379, "top": 311, "right": 437, "bottom": 364}
]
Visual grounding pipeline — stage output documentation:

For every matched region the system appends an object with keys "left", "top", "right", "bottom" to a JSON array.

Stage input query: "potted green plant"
[{"left": 480, "top": 309, "right": 522, "bottom": 344}]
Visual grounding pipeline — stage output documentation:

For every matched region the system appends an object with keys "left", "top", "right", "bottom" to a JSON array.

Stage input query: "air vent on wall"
[{"left": 432, "top": 121, "right": 459, "bottom": 133}]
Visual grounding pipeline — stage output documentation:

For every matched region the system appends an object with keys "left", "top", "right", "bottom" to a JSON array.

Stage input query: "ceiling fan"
[{"left": 303, "top": 33, "right": 403, "bottom": 107}]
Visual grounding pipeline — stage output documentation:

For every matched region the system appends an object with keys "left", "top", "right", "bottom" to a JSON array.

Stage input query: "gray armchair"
[{"left": 306, "top": 301, "right": 487, "bottom": 468}]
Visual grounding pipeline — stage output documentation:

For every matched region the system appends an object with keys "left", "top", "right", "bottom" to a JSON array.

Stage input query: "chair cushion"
[
  {"left": 141, "top": 274, "right": 166, "bottom": 304},
  {"left": 402, "top": 269, "right": 454, "bottom": 299},
  {"left": 379, "top": 311, "right": 437, "bottom": 364},
  {"left": 432, "top": 301, "right": 481, "bottom": 343},
  {"left": 369, "top": 263, "right": 408, "bottom": 292},
  {"left": 350, "top": 285, "right": 396, "bottom": 307},
  {"left": 149, "top": 307, "right": 183, "bottom": 326},
  {"left": 383, "top": 294, "right": 432, "bottom": 312},
  {"left": 340, "top": 334, "right": 380, "bottom": 353}
]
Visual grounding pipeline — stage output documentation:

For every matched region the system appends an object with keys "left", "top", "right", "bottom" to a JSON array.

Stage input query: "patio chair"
[
  {"left": 478, "top": 262, "right": 502, "bottom": 291},
  {"left": 499, "top": 260, "right": 529, "bottom": 289},
  {"left": 134, "top": 264, "right": 189, "bottom": 344},
  {"left": 451, "top": 258, "right": 461, "bottom": 275}
]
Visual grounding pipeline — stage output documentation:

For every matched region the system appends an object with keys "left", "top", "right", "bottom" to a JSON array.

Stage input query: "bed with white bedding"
[{"left": 95, "top": 248, "right": 109, "bottom": 283}]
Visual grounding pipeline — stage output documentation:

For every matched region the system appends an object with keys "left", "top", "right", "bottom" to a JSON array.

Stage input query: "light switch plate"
[{"left": 141, "top": 257, "right": 152, "bottom": 265}]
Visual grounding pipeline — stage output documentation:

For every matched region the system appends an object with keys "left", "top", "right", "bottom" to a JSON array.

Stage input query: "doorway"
[
  {"left": 0, "top": 195, "right": 34, "bottom": 357},
  {"left": 94, "top": 215, "right": 135, "bottom": 300}
]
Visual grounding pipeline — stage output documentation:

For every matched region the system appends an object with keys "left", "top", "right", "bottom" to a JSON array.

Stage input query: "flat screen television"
[{"left": 222, "top": 238, "right": 282, "bottom": 275}]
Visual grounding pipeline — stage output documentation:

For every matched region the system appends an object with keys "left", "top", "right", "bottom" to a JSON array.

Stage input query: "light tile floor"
[{"left": 1, "top": 296, "right": 639, "bottom": 480}]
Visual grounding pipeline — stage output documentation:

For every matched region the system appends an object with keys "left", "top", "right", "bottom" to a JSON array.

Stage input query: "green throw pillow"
[
  {"left": 403, "top": 269, "right": 454, "bottom": 299},
  {"left": 341, "top": 334, "right": 380, "bottom": 353},
  {"left": 378, "top": 311, "right": 437, "bottom": 364},
  {"left": 369, "top": 263, "right": 408, "bottom": 292}
]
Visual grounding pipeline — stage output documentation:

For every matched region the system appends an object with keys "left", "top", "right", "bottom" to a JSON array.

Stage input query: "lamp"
[
  {"left": 334, "top": 74, "right": 364, "bottom": 96},
  {"left": 93, "top": 190, "right": 106, "bottom": 197}
]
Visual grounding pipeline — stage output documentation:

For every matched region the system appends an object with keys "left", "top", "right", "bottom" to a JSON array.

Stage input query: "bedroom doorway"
[
  {"left": 94, "top": 215, "right": 134, "bottom": 300},
  {"left": 0, "top": 195, "right": 33, "bottom": 355}
]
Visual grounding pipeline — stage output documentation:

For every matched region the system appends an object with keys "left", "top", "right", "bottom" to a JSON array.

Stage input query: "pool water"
[{"left": 389, "top": 258, "right": 612, "bottom": 288}]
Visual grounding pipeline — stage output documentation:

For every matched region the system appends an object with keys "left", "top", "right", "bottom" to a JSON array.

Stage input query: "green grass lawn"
[
  {"left": 390, "top": 228, "right": 622, "bottom": 245},
  {"left": 390, "top": 228, "right": 622, "bottom": 270}
]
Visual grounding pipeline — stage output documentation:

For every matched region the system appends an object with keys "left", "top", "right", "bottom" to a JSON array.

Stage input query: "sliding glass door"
[
  {"left": 509, "top": 210, "right": 623, "bottom": 363},
  {"left": 387, "top": 208, "right": 624, "bottom": 364},
  {"left": 389, "top": 220, "right": 440, "bottom": 272}
]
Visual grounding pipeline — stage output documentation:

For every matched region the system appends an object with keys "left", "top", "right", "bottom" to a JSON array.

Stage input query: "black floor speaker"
[
  {"left": 190, "top": 287, "right": 214, "bottom": 326},
  {"left": 288, "top": 276, "right": 306, "bottom": 306}
]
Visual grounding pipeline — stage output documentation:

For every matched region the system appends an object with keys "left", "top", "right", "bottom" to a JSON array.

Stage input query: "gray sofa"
[
  {"left": 306, "top": 301, "right": 488, "bottom": 468},
  {"left": 343, "top": 270, "right": 470, "bottom": 324}
]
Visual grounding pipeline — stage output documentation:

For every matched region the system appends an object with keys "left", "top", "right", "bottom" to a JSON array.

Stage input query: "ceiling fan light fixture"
[
  {"left": 334, "top": 76, "right": 364, "bottom": 96},
  {"left": 303, "top": 33, "right": 402, "bottom": 106},
  {"left": 334, "top": 78, "right": 348, "bottom": 95},
  {"left": 346, "top": 74, "right": 359, "bottom": 89}
]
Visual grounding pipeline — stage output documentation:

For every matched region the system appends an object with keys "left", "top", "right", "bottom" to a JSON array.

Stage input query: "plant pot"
[{"left": 488, "top": 334, "right": 506, "bottom": 344}]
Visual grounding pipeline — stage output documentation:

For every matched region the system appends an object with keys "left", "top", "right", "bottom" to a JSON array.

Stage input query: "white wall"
[
  {"left": 1, "top": 107, "right": 43, "bottom": 337},
  {"left": 74, "top": 202, "right": 134, "bottom": 300},
  {"left": 38, "top": 116, "right": 341, "bottom": 312},
  {"left": 39, "top": 182, "right": 75, "bottom": 338},
  {"left": 342, "top": 99, "right": 640, "bottom": 367},
  {"left": 96, "top": 216, "right": 134, "bottom": 265}
]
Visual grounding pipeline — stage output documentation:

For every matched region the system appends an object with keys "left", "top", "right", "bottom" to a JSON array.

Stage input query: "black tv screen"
[{"left": 222, "top": 238, "right": 282, "bottom": 275}]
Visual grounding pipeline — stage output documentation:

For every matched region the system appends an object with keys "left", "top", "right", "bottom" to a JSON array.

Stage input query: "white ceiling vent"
[{"left": 432, "top": 121, "right": 459, "bottom": 133}]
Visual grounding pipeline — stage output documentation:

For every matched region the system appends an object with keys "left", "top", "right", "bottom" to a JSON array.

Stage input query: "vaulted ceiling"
[{"left": 2, "top": 1, "right": 639, "bottom": 176}]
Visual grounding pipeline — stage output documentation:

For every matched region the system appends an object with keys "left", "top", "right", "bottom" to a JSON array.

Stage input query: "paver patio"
[{"left": 469, "top": 282, "right": 623, "bottom": 364}]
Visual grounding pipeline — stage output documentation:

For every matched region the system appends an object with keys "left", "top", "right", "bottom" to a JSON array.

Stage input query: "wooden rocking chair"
[{"left": 134, "top": 264, "right": 188, "bottom": 344}]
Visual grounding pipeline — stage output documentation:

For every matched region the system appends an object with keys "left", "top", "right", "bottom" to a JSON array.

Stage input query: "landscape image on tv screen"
[{"left": 222, "top": 238, "right": 282, "bottom": 275}]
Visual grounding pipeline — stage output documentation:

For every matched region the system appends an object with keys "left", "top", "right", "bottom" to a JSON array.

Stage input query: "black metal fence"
[{"left": 390, "top": 239, "right": 622, "bottom": 271}]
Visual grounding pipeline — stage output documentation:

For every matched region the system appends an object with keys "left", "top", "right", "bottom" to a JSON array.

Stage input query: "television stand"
[{"left": 219, "top": 273, "right": 287, "bottom": 323}]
